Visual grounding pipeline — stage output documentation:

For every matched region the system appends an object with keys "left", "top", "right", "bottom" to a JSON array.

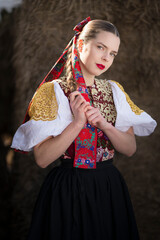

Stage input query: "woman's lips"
[{"left": 96, "top": 64, "right": 105, "bottom": 70}]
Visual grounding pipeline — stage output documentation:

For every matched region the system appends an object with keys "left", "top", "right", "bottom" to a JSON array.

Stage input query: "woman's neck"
[
  {"left": 79, "top": 61, "right": 95, "bottom": 87},
  {"left": 85, "top": 77, "right": 95, "bottom": 87}
]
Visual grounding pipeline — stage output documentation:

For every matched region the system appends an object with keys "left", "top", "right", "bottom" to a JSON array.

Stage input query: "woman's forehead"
[{"left": 93, "top": 31, "right": 120, "bottom": 51}]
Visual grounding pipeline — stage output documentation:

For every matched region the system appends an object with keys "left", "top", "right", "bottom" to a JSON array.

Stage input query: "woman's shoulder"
[
  {"left": 106, "top": 80, "right": 157, "bottom": 136},
  {"left": 28, "top": 79, "right": 67, "bottom": 121},
  {"left": 108, "top": 80, "right": 126, "bottom": 92},
  {"left": 31, "top": 78, "right": 65, "bottom": 98},
  {"left": 29, "top": 81, "right": 58, "bottom": 122},
  {"left": 107, "top": 80, "right": 144, "bottom": 115},
  {"left": 11, "top": 78, "right": 73, "bottom": 152}
]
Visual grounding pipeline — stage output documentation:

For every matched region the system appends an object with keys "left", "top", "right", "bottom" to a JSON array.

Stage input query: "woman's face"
[{"left": 79, "top": 30, "right": 120, "bottom": 85}]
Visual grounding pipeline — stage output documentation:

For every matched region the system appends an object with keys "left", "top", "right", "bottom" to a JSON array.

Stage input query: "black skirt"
[{"left": 27, "top": 158, "right": 139, "bottom": 240}]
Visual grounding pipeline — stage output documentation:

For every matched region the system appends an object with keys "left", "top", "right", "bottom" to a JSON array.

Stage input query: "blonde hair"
[{"left": 65, "top": 45, "right": 77, "bottom": 92}]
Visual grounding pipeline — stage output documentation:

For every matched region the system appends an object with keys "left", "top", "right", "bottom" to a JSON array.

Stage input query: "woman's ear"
[{"left": 78, "top": 39, "right": 84, "bottom": 53}]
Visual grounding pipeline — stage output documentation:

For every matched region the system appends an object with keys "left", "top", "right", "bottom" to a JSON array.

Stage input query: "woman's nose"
[{"left": 102, "top": 52, "right": 110, "bottom": 61}]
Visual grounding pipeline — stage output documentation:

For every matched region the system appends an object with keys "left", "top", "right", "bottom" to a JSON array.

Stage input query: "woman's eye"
[
  {"left": 97, "top": 45, "right": 103, "bottom": 50},
  {"left": 110, "top": 52, "right": 116, "bottom": 57}
]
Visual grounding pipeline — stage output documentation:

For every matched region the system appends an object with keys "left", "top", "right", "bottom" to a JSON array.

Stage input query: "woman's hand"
[
  {"left": 69, "top": 91, "right": 90, "bottom": 127},
  {"left": 34, "top": 91, "right": 90, "bottom": 168},
  {"left": 86, "top": 105, "right": 136, "bottom": 157},
  {"left": 85, "top": 106, "right": 111, "bottom": 131}
]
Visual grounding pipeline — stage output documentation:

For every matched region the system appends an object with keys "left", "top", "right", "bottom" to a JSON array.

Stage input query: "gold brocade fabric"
[
  {"left": 91, "top": 79, "right": 117, "bottom": 124},
  {"left": 89, "top": 79, "right": 117, "bottom": 162},
  {"left": 56, "top": 79, "right": 70, "bottom": 96},
  {"left": 29, "top": 82, "right": 58, "bottom": 121},
  {"left": 111, "top": 80, "right": 144, "bottom": 115},
  {"left": 58, "top": 78, "right": 117, "bottom": 124},
  {"left": 59, "top": 78, "right": 117, "bottom": 162}
]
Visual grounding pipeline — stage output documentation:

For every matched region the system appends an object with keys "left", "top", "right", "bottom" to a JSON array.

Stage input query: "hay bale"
[{"left": 0, "top": 0, "right": 159, "bottom": 239}]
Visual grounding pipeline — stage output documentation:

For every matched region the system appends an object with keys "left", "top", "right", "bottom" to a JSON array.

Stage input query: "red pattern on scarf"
[{"left": 24, "top": 17, "right": 99, "bottom": 169}]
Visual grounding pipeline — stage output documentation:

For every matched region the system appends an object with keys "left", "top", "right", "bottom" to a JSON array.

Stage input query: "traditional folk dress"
[{"left": 11, "top": 78, "right": 156, "bottom": 240}]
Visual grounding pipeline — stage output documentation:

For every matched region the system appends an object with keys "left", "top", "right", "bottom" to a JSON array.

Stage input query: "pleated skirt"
[{"left": 27, "top": 158, "right": 139, "bottom": 240}]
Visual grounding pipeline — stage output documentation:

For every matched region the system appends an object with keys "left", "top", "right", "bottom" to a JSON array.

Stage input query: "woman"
[{"left": 11, "top": 17, "right": 157, "bottom": 240}]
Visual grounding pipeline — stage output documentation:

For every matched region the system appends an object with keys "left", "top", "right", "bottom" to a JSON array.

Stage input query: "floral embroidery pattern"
[
  {"left": 60, "top": 78, "right": 117, "bottom": 162},
  {"left": 68, "top": 21, "right": 97, "bottom": 169},
  {"left": 91, "top": 79, "right": 117, "bottom": 124}
]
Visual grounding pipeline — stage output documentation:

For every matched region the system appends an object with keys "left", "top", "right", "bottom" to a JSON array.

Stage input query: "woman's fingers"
[
  {"left": 69, "top": 92, "right": 90, "bottom": 125},
  {"left": 86, "top": 107, "right": 103, "bottom": 125},
  {"left": 86, "top": 107, "right": 99, "bottom": 119},
  {"left": 70, "top": 92, "right": 88, "bottom": 110},
  {"left": 69, "top": 92, "right": 106, "bottom": 128},
  {"left": 69, "top": 91, "right": 81, "bottom": 103},
  {"left": 79, "top": 101, "right": 90, "bottom": 112},
  {"left": 84, "top": 105, "right": 93, "bottom": 112}
]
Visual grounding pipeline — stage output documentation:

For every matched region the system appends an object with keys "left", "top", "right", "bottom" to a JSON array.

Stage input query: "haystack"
[{"left": 0, "top": 0, "right": 160, "bottom": 239}]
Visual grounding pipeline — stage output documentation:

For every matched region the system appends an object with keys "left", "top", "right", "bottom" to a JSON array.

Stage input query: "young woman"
[{"left": 11, "top": 17, "right": 157, "bottom": 240}]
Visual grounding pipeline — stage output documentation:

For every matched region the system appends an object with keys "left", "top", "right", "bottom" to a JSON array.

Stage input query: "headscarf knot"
[{"left": 73, "top": 16, "right": 91, "bottom": 34}]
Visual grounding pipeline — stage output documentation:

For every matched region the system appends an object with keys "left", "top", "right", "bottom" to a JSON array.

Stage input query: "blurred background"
[{"left": 0, "top": 0, "right": 160, "bottom": 239}]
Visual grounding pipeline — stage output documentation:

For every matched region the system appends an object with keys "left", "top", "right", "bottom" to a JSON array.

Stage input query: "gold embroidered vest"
[{"left": 58, "top": 78, "right": 117, "bottom": 162}]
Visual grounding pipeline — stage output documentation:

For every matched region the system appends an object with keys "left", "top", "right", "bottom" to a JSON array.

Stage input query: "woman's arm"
[
  {"left": 85, "top": 106, "right": 136, "bottom": 157},
  {"left": 102, "top": 125, "right": 136, "bottom": 157},
  {"left": 34, "top": 121, "right": 84, "bottom": 168},
  {"left": 34, "top": 91, "right": 89, "bottom": 168}
]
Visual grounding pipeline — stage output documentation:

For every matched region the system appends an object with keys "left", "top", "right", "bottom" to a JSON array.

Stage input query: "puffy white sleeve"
[
  {"left": 11, "top": 81, "right": 73, "bottom": 152},
  {"left": 108, "top": 80, "right": 157, "bottom": 136}
]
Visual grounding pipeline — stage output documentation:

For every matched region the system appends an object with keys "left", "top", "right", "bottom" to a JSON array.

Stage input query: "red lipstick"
[{"left": 96, "top": 64, "right": 105, "bottom": 70}]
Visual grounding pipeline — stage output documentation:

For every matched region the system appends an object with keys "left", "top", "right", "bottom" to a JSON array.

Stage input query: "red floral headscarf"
[{"left": 24, "top": 17, "right": 98, "bottom": 169}]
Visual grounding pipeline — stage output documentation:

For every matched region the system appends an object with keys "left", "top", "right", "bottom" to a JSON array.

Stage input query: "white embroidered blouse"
[{"left": 11, "top": 80, "right": 157, "bottom": 153}]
